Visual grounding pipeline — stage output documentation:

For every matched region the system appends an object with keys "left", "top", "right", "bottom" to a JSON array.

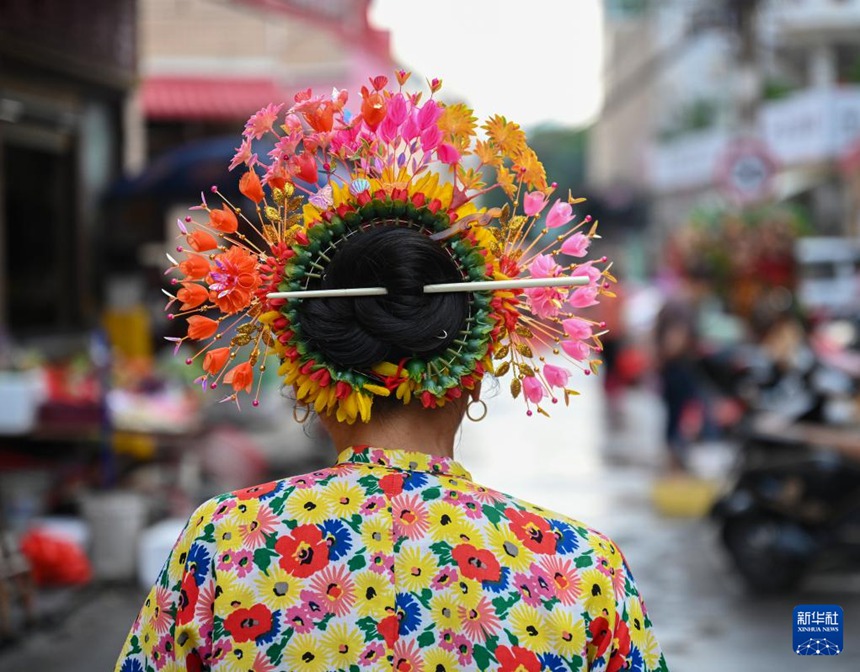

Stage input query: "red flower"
[
  {"left": 177, "top": 283, "right": 209, "bottom": 310},
  {"left": 452, "top": 543, "right": 501, "bottom": 583},
  {"left": 224, "top": 362, "right": 254, "bottom": 394},
  {"left": 179, "top": 255, "right": 210, "bottom": 280},
  {"left": 377, "top": 613, "right": 399, "bottom": 649},
  {"left": 234, "top": 481, "right": 278, "bottom": 500},
  {"left": 239, "top": 170, "right": 265, "bottom": 203},
  {"left": 607, "top": 620, "right": 632, "bottom": 672},
  {"left": 360, "top": 87, "right": 387, "bottom": 130},
  {"left": 209, "top": 246, "right": 260, "bottom": 314},
  {"left": 496, "top": 645, "right": 541, "bottom": 672},
  {"left": 275, "top": 524, "right": 329, "bottom": 577},
  {"left": 223, "top": 604, "right": 273, "bottom": 642},
  {"left": 176, "top": 573, "right": 199, "bottom": 625},
  {"left": 292, "top": 152, "right": 318, "bottom": 184},
  {"left": 506, "top": 508, "right": 557, "bottom": 554},
  {"left": 187, "top": 315, "right": 218, "bottom": 341},
  {"left": 209, "top": 204, "right": 238, "bottom": 234},
  {"left": 202, "top": 347, "right": 229, "bottom": 375},
  {"left": 186, "top": 230, "right": 219, "bottom": 252},
  {"left": 380, "top": 473, "right": 404, "bottom": 497},
  {"left": 588, "top": 616, "right": 612, "bottom": 660}
]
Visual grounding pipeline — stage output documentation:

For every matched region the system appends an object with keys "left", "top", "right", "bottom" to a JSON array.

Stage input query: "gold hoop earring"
[
  {"left": 466, "top": 398, "right": 487, "bottom": 422},
  {"left": 293, "top": 403, "right": 311, "bottom": 424}
]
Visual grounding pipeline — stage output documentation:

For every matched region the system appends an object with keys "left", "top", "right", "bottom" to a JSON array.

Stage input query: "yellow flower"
[
  {"left": 426, "top": 501, "right": 469, "bottom": 544},
  {"left": 286, "top": 488, "right": 330, "bottom": 525},
  {"left": 215, "top": 573, "right": 256, "bottom": 613},
  {"left": 354, "top": 571, "right": 393, "bottom": 618},
  {"left": 588, "top": 534, "right": 618, "bottom": 559},
  {"left": 360, "top": 516, "right": 392, "bottom": 554},
  {"left": 486, "top": 523, "right": 535, "bottom": 572},
  {"left": 225, "top": 640, "right": 257, "bottom": 672},
  {"left": 513, "top": 147, "right": 547, "bottom": 191},
  {"left": 548, "top": 609, "right": 586, "bottom": 658},
  {"left": 453, "top": 576, "right": 482, "bottom": 611},
  {"left": 509, "top": 603, "right": 552, "bottom": 654},
  {"left": 439, "top": 102, "right": 477, "bottom": 150},
  {"left": 627, "top": 597, "right": 648, "bottom": 649},
  {"left": 424, "top": 646, "right": 459, "bottom": 671},
  {"left": 284, "top": 633, "right": 329, "bottom": 672},
  {"left": 232, "top": 499, "right": 261, "bottom": 526},
  {"left": 581, "top": 569, "right": 615, "bottom": 620},
  {"left": 214, "top": 518, "right": 243, "bottom": 551},
  {"left": 167, "top": 538, "right": 193, "bottom": 584},
  {"left": 323, "top": 481, "right": 364, "bottom": 518},
  {"left": 474, "top": 139, "right": 502, "bottom": 168},
  {"left": 322, "top": 623, "right": 365, "bottom": 670},
  {"left": 396, "top": 546, "right": 438, "bottom": 592},
  {"left": 429, "top": 591, "right": 463, "bottom": 631},
  {"left": 640, "top": 629, "right": 662, "bottom": 669},
  {"left": 495, "top": 166, "right": 516, "bottom": 198},
  {"left": 483, "top": 115, "right": 527, "bottom": 156},
  {"left": 254, "top": 565, "right": 300, "bottom": 611},
  {"left": 139, "top": 620, "right": 158, "bottom": 657}
]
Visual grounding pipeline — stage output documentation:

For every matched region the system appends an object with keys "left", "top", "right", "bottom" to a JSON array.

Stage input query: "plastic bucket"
[{"left": 81, "top": 491, "right": 147, "bottom": 581}]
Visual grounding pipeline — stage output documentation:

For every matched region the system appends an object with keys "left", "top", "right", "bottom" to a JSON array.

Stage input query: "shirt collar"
[{"left": 335, "top": 446, "right": 472, "bottom": 480}]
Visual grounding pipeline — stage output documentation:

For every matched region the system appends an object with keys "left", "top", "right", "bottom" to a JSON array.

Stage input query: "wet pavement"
[{"left": 2, "top": 376, "right": 859, "bottom": 670}]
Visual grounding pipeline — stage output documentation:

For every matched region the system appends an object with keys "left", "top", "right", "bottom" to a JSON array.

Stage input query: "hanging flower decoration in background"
[{"left": 163, "top": 73, "right": 615, "bottom": 422}]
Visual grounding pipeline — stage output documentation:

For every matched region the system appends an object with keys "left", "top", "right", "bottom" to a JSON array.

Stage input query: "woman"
[{"left": 117, "top": 73, "right": 667, "bottom": 672}]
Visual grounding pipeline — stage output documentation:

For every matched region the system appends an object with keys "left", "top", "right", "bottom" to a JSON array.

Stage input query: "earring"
[
  {"left": 293, "top": 403, "right": 311, "bottom": 424},
  {"left": 466, "top": 398, "right": 488, "bottom": 422}
]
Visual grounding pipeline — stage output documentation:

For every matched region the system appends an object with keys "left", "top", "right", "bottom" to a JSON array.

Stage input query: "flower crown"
[{"left": 164, "top": 72, "right": 614, "bottom": 423}]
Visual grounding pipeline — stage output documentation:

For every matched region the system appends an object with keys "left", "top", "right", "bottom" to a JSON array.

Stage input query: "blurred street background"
[{"left": 2, "top": 0, "right": 860, "bottom": 670}]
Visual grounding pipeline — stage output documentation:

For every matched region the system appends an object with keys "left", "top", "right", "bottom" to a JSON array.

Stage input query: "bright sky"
[{"left": 369, "top": 0, "right": 604, "bottom": 130}]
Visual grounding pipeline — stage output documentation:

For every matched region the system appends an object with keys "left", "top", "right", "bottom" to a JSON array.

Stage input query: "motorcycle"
[{"left": 708, "top": 321, "right": 860, "bottom": 594}]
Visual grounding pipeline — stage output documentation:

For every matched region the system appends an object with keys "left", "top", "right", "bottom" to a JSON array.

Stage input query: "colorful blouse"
[{"left": 116, "top": 446, "right": 668, "bottom": 672}]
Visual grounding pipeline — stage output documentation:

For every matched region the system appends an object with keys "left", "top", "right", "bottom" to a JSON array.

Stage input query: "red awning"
[{"left": 142, "top": 76, "right": 290, "bottom": 121}]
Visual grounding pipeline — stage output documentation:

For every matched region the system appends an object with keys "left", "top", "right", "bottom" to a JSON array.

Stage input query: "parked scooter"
[{"left": 709, "top": 317, "right": 860, "bottom": 594}]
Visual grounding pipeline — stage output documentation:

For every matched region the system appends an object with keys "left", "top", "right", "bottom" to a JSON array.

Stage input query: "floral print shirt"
[{"left": 116, "top": 446, "right": 668, "bottom": 672}]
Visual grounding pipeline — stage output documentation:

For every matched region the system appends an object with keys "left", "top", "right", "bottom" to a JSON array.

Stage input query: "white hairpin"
[{"left": 267, "top": 276, "right": 589, "bottom": 300}]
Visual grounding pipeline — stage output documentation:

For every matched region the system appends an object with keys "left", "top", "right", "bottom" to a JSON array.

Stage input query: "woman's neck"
[{"left": 321, "top": 403, "right": 464, "bottom": 459}]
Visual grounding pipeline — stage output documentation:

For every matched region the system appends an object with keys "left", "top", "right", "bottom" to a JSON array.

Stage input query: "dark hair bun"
[{"left": 297, "top": 226, "right": 468, "bottom": 369}]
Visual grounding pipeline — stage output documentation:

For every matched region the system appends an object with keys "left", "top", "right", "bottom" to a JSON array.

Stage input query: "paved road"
[{"left": 2, "top": 377, "right": 858, "bottom": 670}]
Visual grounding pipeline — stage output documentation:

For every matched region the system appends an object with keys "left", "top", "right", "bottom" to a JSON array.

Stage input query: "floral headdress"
[{"left": 164, "top": 72, "right": 614, "bottom": 423}]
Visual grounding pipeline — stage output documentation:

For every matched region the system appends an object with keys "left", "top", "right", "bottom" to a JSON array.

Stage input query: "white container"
[
  {"left": 0, "top": 370, "right": 44, "bottom": 435},
  {"left": 81, "top": 491, "right": 148, "bottom": 581},
  {"left": 137, "top": 518, "right": 185, "bottom": 589}
]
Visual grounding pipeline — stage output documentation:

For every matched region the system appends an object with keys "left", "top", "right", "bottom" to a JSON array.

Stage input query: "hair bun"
[{"left": 298, "top": 226, "right": 468, "bottom": 369}]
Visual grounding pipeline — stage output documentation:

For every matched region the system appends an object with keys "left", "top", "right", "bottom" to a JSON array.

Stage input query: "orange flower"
[
  {"left": 187, "top": 315, "right": 218, "bottom": 340},
  {"left": 225, "top": 361, "right": 253, "bottom": 394},
  {"left": 209, "top": 246, "right": 261, "bottom": 314},
  {"left": 360, "top": 87, "right": 386, "bottom": 130},
  {"left": 209, "top": 205, "right": 238, "bottom": 234},
  {"left": 239, "top": 171, "right": 264, "bottom": 204},
  {"left": 203, "top": 347, "right": 230, "bottom": 375},
  {"left": 304, "top": 102, "right": 334, "bottom": 133},
  {"left": 177, "top": 282, "right": 208, "bottom": 310},
  {"left": 292, "top": 152, "right": 318, "bottom": 184},
  {"left": 179, "top": 255, "right": 210, "bottom": 280},
  {"left": 186, "top": 230, "right": 218, "bottom": 252}
]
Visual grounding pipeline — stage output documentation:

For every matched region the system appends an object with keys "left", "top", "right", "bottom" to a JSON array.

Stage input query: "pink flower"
[
  {"left": 386, "top": 93, "right": 409, "bottom": 125},
  {"left": 568, "top": 285, "right": 600, "bottom": 308},
  {"left": 229, "top": 136, "right": 257, "bottom": 171},
  {"left": 285, "top": 606, "right": 314, "bottom": 634},
  {"left": 401, "top": 111, "right": 421, "bottom": 142},
  {"left": 562, "top": 317, "right": 592, "bottom": 340},
  {"left": 523, "top": 376, "right": 544, "bottom": 403},
  {"left": 523, "top": 191, "right": 548, "bottom": 216},
  {"left": 561, "top": 339, "right": 590, "bottom": 360},
  {"left": 561, "top": 232, "right": 590, "bottom": 257},
  {"left": 528, "top": 254, "right": 562, "bottom": 278},
  {"left": 572, "top": 261, "right": 601, "bottom": 283},
  {"left": 243, "top": 103, "right": 283, "bottom": 140},
  {"left": 543, "top": 364, "right": 570, "bottom": 388},
  {"left": 420, "top": 124, "right": 442, "bottom": 152},
  {"left": 417, "top": 99, "right": 442, "bottom": 129},
  {"left": 360, "top": 642, "right": 385, "bottom": 667},
  {"left": 437, "top": 142, "right": 460, "bottom": 165},
  {"left": 525, "top": 287, "right": 565, "bottom": 318},
  {"left": 546, "top": 199, "right": 574, "bottom": 229}
]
